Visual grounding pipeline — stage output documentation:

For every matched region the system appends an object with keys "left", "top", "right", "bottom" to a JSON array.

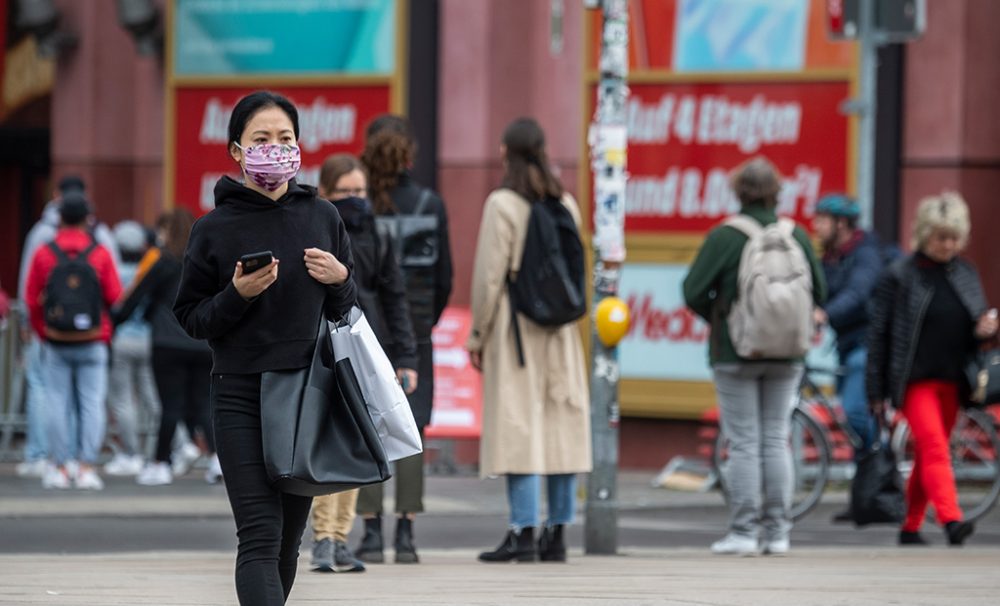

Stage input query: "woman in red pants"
[{"left": 867, "top": 192, "right": 998, "bottom": 546}]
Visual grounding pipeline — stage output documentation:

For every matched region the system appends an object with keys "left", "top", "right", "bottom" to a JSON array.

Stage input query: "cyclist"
[{"left": 812, "top": 194, "right": 888, "bottom": 523}]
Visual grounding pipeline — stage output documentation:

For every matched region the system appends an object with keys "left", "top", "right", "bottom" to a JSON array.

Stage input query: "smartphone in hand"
[{"left": 240, "top": 251, "right": 273, "bottom": 274}]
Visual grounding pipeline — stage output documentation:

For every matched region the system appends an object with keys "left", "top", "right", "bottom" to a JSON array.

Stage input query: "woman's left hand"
[
  {"left": 975, "top": 308, "right": 999, "bottom": 340},
  {"left": 304, "top": 248, "right": 348, "bottom": 285}
]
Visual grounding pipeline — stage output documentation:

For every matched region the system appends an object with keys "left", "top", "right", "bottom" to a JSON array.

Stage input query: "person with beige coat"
[{"left": 466, "top": 117, "right": 591, "bottom": 564}]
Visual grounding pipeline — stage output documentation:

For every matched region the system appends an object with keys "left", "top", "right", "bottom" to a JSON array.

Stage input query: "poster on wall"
[
  {"left": 425, "top": 308, "right": 482, "bottom": 440},
  {"left": 172, "top": 85, "right": 391, "bottom": 215}
]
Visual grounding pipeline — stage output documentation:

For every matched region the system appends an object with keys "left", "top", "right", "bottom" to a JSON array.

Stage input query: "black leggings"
[
  {"left": 151, "top": 347, "right": 215, "bottom": 462},
  {"left": 211, "top": 372, "right": 313, "bottom": 606}
]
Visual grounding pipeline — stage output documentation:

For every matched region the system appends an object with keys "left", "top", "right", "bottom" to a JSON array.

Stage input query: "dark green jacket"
[{"left": 682, "top": 205, "right": 827, "bottom": 365}]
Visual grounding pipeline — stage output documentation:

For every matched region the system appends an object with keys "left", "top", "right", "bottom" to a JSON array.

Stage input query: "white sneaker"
[
  {"left": 75, "top": 467, "right": 105, "bottom": 490},
  {"left": 137, "top": 462, "right": 173, "bottom": 486},
  {"left": 710, "top": 534, "right": 760, "bottom": 556},
  {"left": 16, "top": 459, "right": 48, "bottom": 478},
  {"left": 65, "top": 460, "right": 80, "bottom": 480},
  {"left": 763, "top": 539, "right": 790, "bottom": 556},
  {"left": 104, "top": 453, "right": 145, "bottom": 476},
  {"left": 204, "top": 454, "right": 223, "bottom": 484},
  {"left": 41, "top": 465, "right": 72, "bottom": 490},
  {"left": 171, "top": 443, "right": 201, "bottom": 477}
]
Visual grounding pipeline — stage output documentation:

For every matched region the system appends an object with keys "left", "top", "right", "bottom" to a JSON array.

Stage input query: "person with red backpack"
[
  {"left": 25, "top": 193, "right": 122, "bottom": 490},
  {"left": 683, "top": 157, "right": 827, "bottom": 556}
]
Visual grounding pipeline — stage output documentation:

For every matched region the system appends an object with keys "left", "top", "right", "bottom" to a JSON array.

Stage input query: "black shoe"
[
  {"left": 538, "top": 524, "right": 567, "bottom": 562},
  {"left": 898, "top": 530, "right": 928, "bottom": 546},
  {"left": 394, "top": 517, "right": 419, "bottom": 564},
  {"left": 831, "top": 508, "right": 854, "bottom": 524},
  {"left": 356, "top": 517, "right": 385, "bottom": 564},
  {"left": 945, "top": 521, "right": 974, "bottom": 546},
  {"left": 478, "top": 528, "right": 537, "bottom": 563},
  {"left": 311, "top": 538, "right": 335, "bottom": 571}
]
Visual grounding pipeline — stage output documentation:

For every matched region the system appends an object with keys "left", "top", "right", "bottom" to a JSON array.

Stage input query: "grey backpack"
[{"left": 725, "top": 215, "right": 813, "bottom": 359}]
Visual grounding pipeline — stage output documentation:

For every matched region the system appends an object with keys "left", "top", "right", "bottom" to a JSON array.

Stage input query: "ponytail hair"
[{"left": 501, "top": 117, "right": 563, "bottom": 202}]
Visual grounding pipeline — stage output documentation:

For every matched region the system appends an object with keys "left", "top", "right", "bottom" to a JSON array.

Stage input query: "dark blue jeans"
[
  {"left": 839, "top": 346, "right": 878, "bottom": 456},
  {"left": 212, "top": 373, "right": 313, "bottom": 606}
]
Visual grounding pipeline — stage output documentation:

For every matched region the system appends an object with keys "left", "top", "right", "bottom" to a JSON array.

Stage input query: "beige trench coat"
[{"left": 466, "top": 188, "right": 592, "bottom": 478}]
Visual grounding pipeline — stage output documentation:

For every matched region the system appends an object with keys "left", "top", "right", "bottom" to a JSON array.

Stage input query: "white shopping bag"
[{"left": 330, "top": 307, "right": 423, "bottom": 461}]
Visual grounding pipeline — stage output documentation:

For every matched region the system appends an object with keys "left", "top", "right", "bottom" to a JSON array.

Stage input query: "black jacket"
[
  {"left": 113, "top": 249, "right": 210, "bottom": 353},
  {"left": 332, "top": 197, "right": 417, "bottom": 370},
  {"left": 866, "top": 254, "right": 988, "bottom": 408},
  {"left": 174, "top": 177, "right": 357, "bottom": 374},
  {"left": 822, "top": 231, "right": 884, "bottom": 358},
  {"left": 383, "top": 173, "right": 453, "bottom": 341}
]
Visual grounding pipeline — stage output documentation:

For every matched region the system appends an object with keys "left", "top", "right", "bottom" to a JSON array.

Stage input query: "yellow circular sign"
[{"left": 595, "top": 296, "right": 630, "bottom": 348}]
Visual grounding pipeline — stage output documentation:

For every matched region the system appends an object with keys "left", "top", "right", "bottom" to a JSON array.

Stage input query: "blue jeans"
[
  {"left": 839, "top": 346, "right": 877, "bottom": 455},
  {"left": 23, "top": 338, "right": 48, "bottom": 461},
  {"left": 507, "top": 473, "right": 577, "bottom": 532},
  {"left": 44, "top": 342, "right": 108, "bottom": 465}
]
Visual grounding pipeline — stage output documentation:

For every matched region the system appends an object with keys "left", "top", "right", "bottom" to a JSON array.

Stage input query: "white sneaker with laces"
[
  {"left": 205, "top": 454, "right": 223, "bottom": 484},
  {"left": 104, "top": 453, "right": 145, "bottom": 476},
  {"left": 41, "top": 465, "right": 72, "bottom": 490},
  {"left": 137, "top": 462, "right": 173, "bottom": 486},
  {"left": 763, "top": 539, "right": 790, "bottom": 556},
  {"left": 16, "top": 459, "right": 48, "bottom": 478},
  {"left": 710, "top": 534, "right": 760, "bottom": 556},
  {"left": 75, "top": 467, "right": 105, "bottom": 490},
  {"left": 172, "top": 443, "right": 201, "bottom": 477}
]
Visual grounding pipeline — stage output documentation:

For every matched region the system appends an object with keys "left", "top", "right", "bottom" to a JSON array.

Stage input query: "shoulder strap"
[
  {"left": 79, "top": 238, "right": 98, "bottom": 260},
  {"left": 47, "top": 240, "right": 70, "bottom": 263},
  {"left": 411, "top": 189, "right": 433, "bottom": 216},
  {"left": 724, "top": 214, "right": 764, "bottom": 239}
]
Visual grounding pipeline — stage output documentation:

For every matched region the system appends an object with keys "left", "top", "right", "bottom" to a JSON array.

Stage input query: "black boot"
[
  {"left": 394, "top": 517, "right": 419, "bottom": 564},
  {"left": 478, "top": 528, "right": 536, "bottom": 563},
  {"left": 356, "top": 516, "right": 385, "bottom": 563},
  {"left": 538, "top": 524, "right": 567, "bottom": 562},
  {"left": 945, "top": 521, "right": 974, "bottom": 546}
]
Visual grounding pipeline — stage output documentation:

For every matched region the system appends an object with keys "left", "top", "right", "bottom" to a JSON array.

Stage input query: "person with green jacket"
[{"left": 683, "top": 157, "right": 827, "bottom": 556}]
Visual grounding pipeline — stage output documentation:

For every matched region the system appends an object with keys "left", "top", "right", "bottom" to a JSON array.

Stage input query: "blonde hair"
[{"left": 912, "top": 191, "right": 971, "bottom": 251}]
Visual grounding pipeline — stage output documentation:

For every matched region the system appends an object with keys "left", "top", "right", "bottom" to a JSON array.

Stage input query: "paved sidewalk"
[{"left": 1, "top": 548, "right": 997, "bottom": 605}]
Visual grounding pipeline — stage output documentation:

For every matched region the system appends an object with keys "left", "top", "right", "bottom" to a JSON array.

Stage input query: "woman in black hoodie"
[{"left": 173, "top": 91, "right": 357, "bottom": 606}]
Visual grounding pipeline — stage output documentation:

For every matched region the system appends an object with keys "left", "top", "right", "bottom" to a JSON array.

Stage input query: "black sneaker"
[
  {"left": 945, "top": 521, "right": 974, "bottom": 546},
  {"left": 333, "top": 540, "right": 366, "bottom": 572},
  {"left": 898, "top": 530, "right": 928, "bottom": 546},
  {"left": 311, "top": 538, "right": 335, "bottom": 572}
]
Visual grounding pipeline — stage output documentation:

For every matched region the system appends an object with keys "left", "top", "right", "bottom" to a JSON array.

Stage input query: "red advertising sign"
[
  {"left": 425, "top": 307, "right": 482, "bottom": 440},
  {"left": 172, "top": 85, "right": 391, "bottom": 215},
  {"left": 610, "top": 80, "right": 850, "bottom": 234}
]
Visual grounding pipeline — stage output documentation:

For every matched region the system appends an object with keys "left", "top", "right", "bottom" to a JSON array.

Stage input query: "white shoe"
[
  {"left": 16, "top": 459, "right": 48, "bottom": 478},
  {"left": 204, "top": 454, "right": 223, "bottom": 484},
  {"left": 65, "top": 460, "right": 80, "bottom": 480},
  {"left": 41, "top": 465, "right": 72, "bottom": 490},
  {"left": 710, "top": 534, "right": 760, "bottom": 556},
  {"left": 137, "top": 462, "right": 173, "bottom": 486},
  {"left": 75, "top": 467, "right": 105, "bottom": 490},
  {"left": 104, "top": 454, "right": 145, "bottom": 476},
  {"left": 171, "top": 443, "right": 201, "bottom": 477},
  {"left": 763, "top": 539, "right": 790, "bottom": 556}
]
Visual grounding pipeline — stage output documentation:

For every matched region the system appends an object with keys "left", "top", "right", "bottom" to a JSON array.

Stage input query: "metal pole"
[
  {"left": 857, "top": 0, "right": 878, "bottom": 229},
  {"left": 584, "top": 0, "right": 628, "bottom": 556}
]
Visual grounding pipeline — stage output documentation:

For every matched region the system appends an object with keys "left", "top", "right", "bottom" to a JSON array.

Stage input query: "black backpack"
[
  {"left": 507, "top": 196, "right": 587, "bottom": 366},
  {"left": 43, "top": 240, "right": 103, "bottom": 340}
]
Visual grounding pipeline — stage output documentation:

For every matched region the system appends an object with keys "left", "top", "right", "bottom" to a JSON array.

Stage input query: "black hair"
[
  {"left": 501, "top": 117, "right": 563, "bottom": 201},
  {"left": 227, "top": 90, "right": 300, "bottom": 146}
]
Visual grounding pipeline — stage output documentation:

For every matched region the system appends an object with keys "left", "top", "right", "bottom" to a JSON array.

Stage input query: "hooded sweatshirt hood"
[{"left": 213, "top": 176, "right": 319, "bottom": 211}]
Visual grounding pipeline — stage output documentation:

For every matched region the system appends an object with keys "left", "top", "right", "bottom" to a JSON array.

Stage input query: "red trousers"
[{"left": 901, "top": 380, "right": 962, "bottom": 531}]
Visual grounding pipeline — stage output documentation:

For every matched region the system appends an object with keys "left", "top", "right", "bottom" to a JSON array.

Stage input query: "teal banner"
[{"left": 174, "top": 0, "right": 397, "bottom": 76}]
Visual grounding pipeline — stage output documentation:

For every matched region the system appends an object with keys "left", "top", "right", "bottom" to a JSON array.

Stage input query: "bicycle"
[{"left": 713, "top": 366, "right": 1000, "bottom": 522}]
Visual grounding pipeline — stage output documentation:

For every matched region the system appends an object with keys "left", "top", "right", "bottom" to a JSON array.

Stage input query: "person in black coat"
[
  {"left": 308, "top": 153, "right": 418, "bottom": 574},
  {"left": 354, "top": 114, "right": 453, "bottom": 565},
  {"left": 173, "top": 91, "right": 357, "bottom": 606},
  {"left": 867, "top": 192, "right": 998, "bottom": 548}
]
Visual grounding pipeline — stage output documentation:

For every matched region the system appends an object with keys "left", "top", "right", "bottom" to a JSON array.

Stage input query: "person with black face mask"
[
  {"left": 308, "top": 153, "right": 418, "bottom": 573},
  {"left": 173, "top": 91, "right": 357, "bottom": 606}
]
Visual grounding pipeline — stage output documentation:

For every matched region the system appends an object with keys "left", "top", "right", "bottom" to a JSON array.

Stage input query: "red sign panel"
[
  {"left": 606, "top": 81, "right": 850, "bottom": 234},
  {"left": 425, "top": 307, "right": 482, "bottom": 440},
  {"left": 173, "top": 85, "right": 391, "bottom": 215}
]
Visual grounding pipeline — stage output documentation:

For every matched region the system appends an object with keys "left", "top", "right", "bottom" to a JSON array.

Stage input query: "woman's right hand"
[
  {"left": 469, "top": 350, "right": 483, "bottom": 372},
  {"left": 975, "top": 308, "right": 999, "bottom": 340},
  {"left": 232, "top": 259, "right": 279, "bottom": 300}
]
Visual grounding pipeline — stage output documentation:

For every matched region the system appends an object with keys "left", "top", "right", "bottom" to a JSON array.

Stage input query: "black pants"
[
  {"left": 211, "top": 372, "right": 313, "bottom": 606},
  {"left": 151, "top": 347, "right": 215, "bottom": 463}
]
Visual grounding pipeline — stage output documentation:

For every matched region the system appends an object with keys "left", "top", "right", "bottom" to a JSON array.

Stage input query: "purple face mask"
[{"left": 236, "top": 143, "right": 301, "bottom": 191}]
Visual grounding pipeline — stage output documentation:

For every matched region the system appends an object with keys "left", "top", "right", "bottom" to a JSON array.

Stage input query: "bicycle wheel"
[
  {"left": 891, "top": 407, "right": 1000, "bottom": 523},
  {"left": 713, "top": 407, "right": 831, "bottom": 521}
]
